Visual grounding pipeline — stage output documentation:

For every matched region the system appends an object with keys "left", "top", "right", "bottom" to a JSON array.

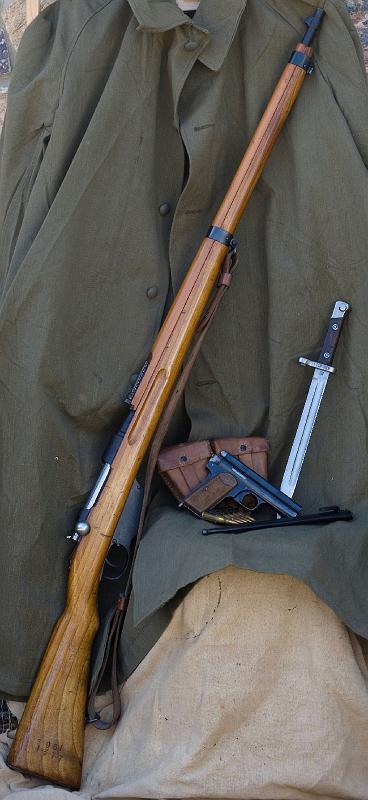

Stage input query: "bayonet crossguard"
[
  {"left": 280, "top": 300, "right": 350, "bottom": 501},
  {"left": 299, "top": 358, "right": 336, "bottom": 373}
]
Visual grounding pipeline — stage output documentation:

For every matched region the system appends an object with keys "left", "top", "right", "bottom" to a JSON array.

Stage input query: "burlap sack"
[{"left": 1, "top": 567, "right": 368, "bottom": 799}]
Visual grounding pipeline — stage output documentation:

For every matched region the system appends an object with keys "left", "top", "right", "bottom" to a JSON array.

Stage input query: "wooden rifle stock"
[{"left": 8, "top": 10, "right": 324, "bottom": 790}]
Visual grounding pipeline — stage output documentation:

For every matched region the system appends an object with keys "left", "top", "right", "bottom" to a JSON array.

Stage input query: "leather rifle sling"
[{"left": 88, "top": 250, "right": 237, "bottom": 727}]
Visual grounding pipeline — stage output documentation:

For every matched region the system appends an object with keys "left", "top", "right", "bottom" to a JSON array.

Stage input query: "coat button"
[
  {"left": 146, "top": 286, "right": 158, "bottom": 299},
  {"left": 184, "top": 40, "right": 198, "bottom": 51},
  {"left": 159, "top": 202, "right": 171, "bottom": 216}
]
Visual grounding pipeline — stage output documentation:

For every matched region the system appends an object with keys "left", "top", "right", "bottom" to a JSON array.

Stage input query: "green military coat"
[{"left": 0, "top": 0, "right": 367, "bottom": 698}]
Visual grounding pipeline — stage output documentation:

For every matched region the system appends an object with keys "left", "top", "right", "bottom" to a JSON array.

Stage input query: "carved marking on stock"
[{"left": 35, "top": 739, "right": 64, "bottom": 760}]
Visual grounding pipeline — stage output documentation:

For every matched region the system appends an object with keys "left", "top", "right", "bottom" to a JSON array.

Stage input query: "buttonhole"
[
  {"left": 194, "top": 124, "right": 215, "bottom": 131},
  {"left": 195, "top": 379, "right": 217, "bottom": 387}
]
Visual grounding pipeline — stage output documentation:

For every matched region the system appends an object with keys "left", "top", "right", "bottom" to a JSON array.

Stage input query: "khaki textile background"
[{"left": 1, "top": 569, "right": 368, "bottom": 799}]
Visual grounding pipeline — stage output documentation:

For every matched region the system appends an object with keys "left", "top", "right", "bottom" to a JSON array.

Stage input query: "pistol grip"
[{"left": 183, "top": 472, "right": 237, "bottom": 515}]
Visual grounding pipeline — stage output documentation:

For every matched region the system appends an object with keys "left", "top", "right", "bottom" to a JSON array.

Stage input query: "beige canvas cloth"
[{"left": 1, "top": 567, "right": 368, "bottom": 799}]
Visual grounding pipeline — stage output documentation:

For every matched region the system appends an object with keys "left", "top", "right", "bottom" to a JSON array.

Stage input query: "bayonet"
[{"left": 280, "top": 300, "right": 350, "bottom": 499}]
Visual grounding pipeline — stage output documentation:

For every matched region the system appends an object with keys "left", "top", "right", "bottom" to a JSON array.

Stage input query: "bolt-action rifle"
[{"left": 8, "top": 8, "right": 325, "bottom": 790}]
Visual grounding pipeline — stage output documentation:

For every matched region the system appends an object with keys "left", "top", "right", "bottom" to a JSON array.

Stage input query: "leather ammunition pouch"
[{"left": 158, "top": 437, "right": 269, "bottom": 512}]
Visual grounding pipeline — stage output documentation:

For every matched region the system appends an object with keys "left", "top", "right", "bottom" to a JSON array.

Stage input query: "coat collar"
[{"left": 127, "top": 0, "right": 248, "bottom": 71}]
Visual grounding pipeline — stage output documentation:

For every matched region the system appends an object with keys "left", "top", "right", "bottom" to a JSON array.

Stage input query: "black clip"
[
  {"left": 288, "top": 50, "right": 313, "bottom": 74},
  {"left": 207, "top": 225, "right": 234, "bottom": 248}
]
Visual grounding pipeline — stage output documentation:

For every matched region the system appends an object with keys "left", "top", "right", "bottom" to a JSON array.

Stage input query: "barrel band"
[
  {"left": 207, "top": 226, "right": 235, "bottom": 248},
  {"left": 288, "top": 50, "right": 313, "bottom": 74}
]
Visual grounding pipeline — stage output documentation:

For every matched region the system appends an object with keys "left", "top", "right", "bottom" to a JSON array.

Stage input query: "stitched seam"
[{"left": 58, "top": 0, "right": 122, "bottom": 101}]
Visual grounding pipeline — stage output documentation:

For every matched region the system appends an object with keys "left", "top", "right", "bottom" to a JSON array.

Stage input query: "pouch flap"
[
  {"left": 211, "top": 437, "right": 269, "bottom": 456},
  {"left": 157, "top": 440, "right": 213, "bottom": 472}
]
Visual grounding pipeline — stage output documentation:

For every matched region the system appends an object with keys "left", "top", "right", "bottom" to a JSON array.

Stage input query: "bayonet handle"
[{"left": 317, "top": 300, "right": 350, "bottom": 368}]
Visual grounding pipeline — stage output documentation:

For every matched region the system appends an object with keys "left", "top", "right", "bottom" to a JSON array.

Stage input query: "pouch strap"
[{"left": 89, "top": 249, "right": 238, "bottom": 727}]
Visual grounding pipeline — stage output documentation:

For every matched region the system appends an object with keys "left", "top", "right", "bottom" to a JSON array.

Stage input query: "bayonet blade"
[
  {"left": 280, "top": 367, "right": 329, "bottom": 498},
  {"left": 280, "top": 300, "right": 350, "bottom": 500}
]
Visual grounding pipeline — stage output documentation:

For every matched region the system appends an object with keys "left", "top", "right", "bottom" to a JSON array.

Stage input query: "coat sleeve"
[{"left": 0, "top": 3, "right": 63, "bottom": 289}]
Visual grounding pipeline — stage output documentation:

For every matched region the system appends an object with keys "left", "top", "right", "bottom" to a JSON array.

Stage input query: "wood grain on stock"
[
  {"left": 8, "top": 51, "right": 311, "bottom": 790},
  {"left": 213, "top": 45, "right": 312, "bottom": 233}
]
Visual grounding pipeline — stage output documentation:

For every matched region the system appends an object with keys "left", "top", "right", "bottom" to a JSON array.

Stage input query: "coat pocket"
[
  {"left": 0, "top": 125, "right": 51, "bottom": 292},
  {"left": 22, "top": 125, "right": 52, "bottom": 208}
]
